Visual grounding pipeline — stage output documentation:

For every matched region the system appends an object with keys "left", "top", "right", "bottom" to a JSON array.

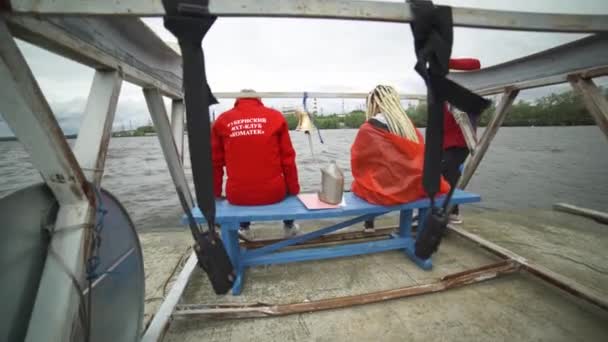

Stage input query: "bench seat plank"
[{"left": 185, "top": 190, "right": 480, "bottom": 225}]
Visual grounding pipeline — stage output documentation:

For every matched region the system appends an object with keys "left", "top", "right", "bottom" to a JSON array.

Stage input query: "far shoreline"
[{"left": 0, "top": 124, "right": 599, "bottom": 142}]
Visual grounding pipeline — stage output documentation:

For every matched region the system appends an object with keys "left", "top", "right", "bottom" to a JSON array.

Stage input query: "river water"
[{"left": 0, "top": 127, "right": 606, "bottom": 229}]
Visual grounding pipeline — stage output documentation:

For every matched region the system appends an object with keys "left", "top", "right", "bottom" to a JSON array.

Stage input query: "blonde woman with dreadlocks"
[{"left": 350, "top": 85, "right": 450, "bottom": 232}]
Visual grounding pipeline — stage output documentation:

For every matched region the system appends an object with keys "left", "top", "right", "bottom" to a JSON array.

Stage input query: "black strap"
[
  {"left": 410, "top": 0, "right": 491, "bottom": 259},
  {"left": 409, "top": 0, "right": 490, "bottom": 203},
  {"left": 176, "top": 187, "right": 204, "bottom": 242},
  {"left": 162, "top": 0, "right": 219, "bottom": 233}
]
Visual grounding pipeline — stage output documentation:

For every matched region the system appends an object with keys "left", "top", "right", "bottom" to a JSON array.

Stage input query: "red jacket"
[
  {"left": 211, "top": 98, "right": 300, "bottom": 205},
  {"left": 444, "top": 58, "right": 481, "bottom": 149},
  {"left": 351, "top": 123, "right": 450, "bottom": 205},
  {"left": 443, "top": 104, "right": 466, "bottom": 149}
]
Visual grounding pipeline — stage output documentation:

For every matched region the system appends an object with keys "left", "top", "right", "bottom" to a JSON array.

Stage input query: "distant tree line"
[
  {"left": 285, "top": 110, "right": 367, "bottom": 130},
  {"left": 103, "top": 89, "right": 607, "bottom": 139},
  {"left": 112, "top": 125, "right": 156, "bottom": 137},
  {"left": 285, "top": 89, "right": 606, "bottom": 130}
]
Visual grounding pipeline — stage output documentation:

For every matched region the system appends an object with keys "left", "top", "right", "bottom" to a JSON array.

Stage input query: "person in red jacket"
[
  {"left": 211, "top": 89, "right": 301, "bottom": 239},
  {"left": 443, "top": 58, "right": 482, "bottom": 224}
]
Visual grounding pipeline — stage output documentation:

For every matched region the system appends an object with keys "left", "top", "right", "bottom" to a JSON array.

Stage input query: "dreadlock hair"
[{"left": 366, "top": 85, "right": 419, "bottom": 143}]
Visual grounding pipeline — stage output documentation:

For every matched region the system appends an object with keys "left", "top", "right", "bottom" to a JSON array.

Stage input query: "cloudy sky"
[{"left": 1, "top": 0, "right": 607, "bottom": 136}]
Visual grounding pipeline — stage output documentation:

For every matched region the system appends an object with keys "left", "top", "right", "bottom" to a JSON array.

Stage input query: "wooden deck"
[{"left": 139, "top": 209, "right": 608, "bottom": 341}]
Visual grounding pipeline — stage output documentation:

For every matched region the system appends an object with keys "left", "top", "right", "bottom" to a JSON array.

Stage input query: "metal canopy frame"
[
  {"left": 1, "top": 1, "right": 608, "bottom": 341},
  {"left": 0, "top": 19, "right": 95, "bottom": 342},
  {"left": 448, "top": 34, "right": 608, "bottom": 96},
  {"left": 215, "top": 91, "right": 425, "bottom": 100},
  {"left": 7, "top": 0, "right": 608, "bottom": 33},
  {"left": 5, "top": 16, "right": 183, "bottom": 99}
]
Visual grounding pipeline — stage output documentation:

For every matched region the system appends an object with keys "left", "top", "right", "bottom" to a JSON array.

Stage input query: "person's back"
[
  {"left": 351, "top": 85, "right": 450, "bottom": 232},
  {"left": 441, "top": 58, "right": 482, "bottom": 224},
  {"left": 211, "top": 95, "right": 300, "bottom": 206},
  {"left": 352, "top": 85, "right": 449, "bottom": 204}
]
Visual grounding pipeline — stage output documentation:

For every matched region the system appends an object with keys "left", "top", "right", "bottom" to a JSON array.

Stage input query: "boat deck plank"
[{"left": 140, "top": 210, "right": 608, "bottom": 341}]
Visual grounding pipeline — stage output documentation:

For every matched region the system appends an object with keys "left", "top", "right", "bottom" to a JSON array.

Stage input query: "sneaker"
[
  {"left": 283, "top": 223, "right": 300, "bottom": 237},
  {"left": 449, "top": 214, "right": 463, "bottom": 225},
  {"left": 239, "top": 228, "right": 255, "bottom": 240},
  {"left": 363, "top": 220, "right": 375, "bottom": 233}
]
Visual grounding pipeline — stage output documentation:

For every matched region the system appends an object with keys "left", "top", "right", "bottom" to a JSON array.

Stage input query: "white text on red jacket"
[{"left": 227, "top": 117, "right": 268, "bottom": 138}]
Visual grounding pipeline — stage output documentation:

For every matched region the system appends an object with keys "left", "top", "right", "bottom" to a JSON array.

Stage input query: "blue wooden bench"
[{"left": 183, "top": 190, "right": 480, "bottom": 295}]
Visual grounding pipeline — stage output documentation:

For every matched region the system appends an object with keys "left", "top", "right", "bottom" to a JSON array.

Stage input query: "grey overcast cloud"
[{"left": 1, "top": 0, "right": 607, "bottom": 136}]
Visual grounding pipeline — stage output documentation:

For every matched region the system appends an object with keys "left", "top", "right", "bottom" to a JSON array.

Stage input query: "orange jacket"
[
  {"left": 211, "top": 98, "right": 300, "bottom": 205},
  {"left": 351, "top": 122, "right": 450, "bottom": 206}
]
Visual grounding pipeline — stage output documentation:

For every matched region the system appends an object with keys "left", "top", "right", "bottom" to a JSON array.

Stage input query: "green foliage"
[
  {"left": 284, "top": 113, "right": 298, "bottom": 130},
  {"left": 406, "top": 103, "right": 428, "bottom": 127},
  {"left": 132, "top": 125, "right": 155, "bottom": 136},
  {"left": 483, "top": 90, "right": 596, "bottom": 126},
  {"left": 478, "top": 103, "right": 495, "bottom": 126},
  {"left": 410, "top": 89, "right": 601, "bottom": 127},
  {"left": 315, "top": 116, "right": 340, "bottom": 129},
  {"left": 343, "top": 110, "right": 366, "bottom": 128},
  {"left": 285, "top": 111, "right": 362, "bottom": 130},
  {"left": 283, "top": 89, "right": 605, "bottom": 130}
]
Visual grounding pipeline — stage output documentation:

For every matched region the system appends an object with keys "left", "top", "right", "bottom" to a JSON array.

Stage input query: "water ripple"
[{"left": 1, "top": 127, "right": 606, "bottom": 229}]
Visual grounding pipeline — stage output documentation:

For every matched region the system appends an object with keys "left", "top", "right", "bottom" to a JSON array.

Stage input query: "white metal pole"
[
  {"left": 170, "top": 99, "right": 186, "bottom": 163},
  {"left": 73, "top": 69, "right": 123, "bottom": 186},
  {"left": 143, "top": 88, "right": 194, "bottom": 209},
  {"left": 214, "top": 91, "right": 425, "bottom": 100},
  {"left": 8, "top": 1, "right": 608, "bottom": 34},
  {"left": 458, "top": 89, "right": 519, "bottom": 189},
  {"left": 0, "top": 19, "right": 94, "bottom": 342},
  {"left": 452, "top": 110, "right": 478, "bottom": 155},
  {"left": 141, "top": 252, "right": 198, "bottom": 342}
]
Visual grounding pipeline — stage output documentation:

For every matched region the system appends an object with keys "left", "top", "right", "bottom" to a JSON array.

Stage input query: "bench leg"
[
  {"left": 402, "top": 208, "right": 433, "bottom": 270},
  {"left": 220, "top": 222, "right": 246, "bottom": 295},
  {"left": 398, "top": 209, "right": 413, "bottom": 238},
  {"left": 417, "top": 208, "right": 429, "bottom": 231},
  {"left": 232, "top": 265, "right": 245, "bottom": 295},
  {"left": 404, "top": 244, "right": 433, "bottom": 270}
]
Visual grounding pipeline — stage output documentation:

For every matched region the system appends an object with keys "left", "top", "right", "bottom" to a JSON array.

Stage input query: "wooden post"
[
  {"left": 170, "top": 261, "right": 518, "bottom": 319},
  {"left": 448, "top": 224, "right": 608, "bottom": 311},
  {"left": 568, "top": 76, "right": 608, "bottom": 141},
  {"left": 458, "top": 89, "right": 519, "bottom": 189},
  {"left": 553, "top": 203, "right": 608, "bottom": 224},
  {"left": 73, "top": 69, "right": 123, "bottom": 186}
]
